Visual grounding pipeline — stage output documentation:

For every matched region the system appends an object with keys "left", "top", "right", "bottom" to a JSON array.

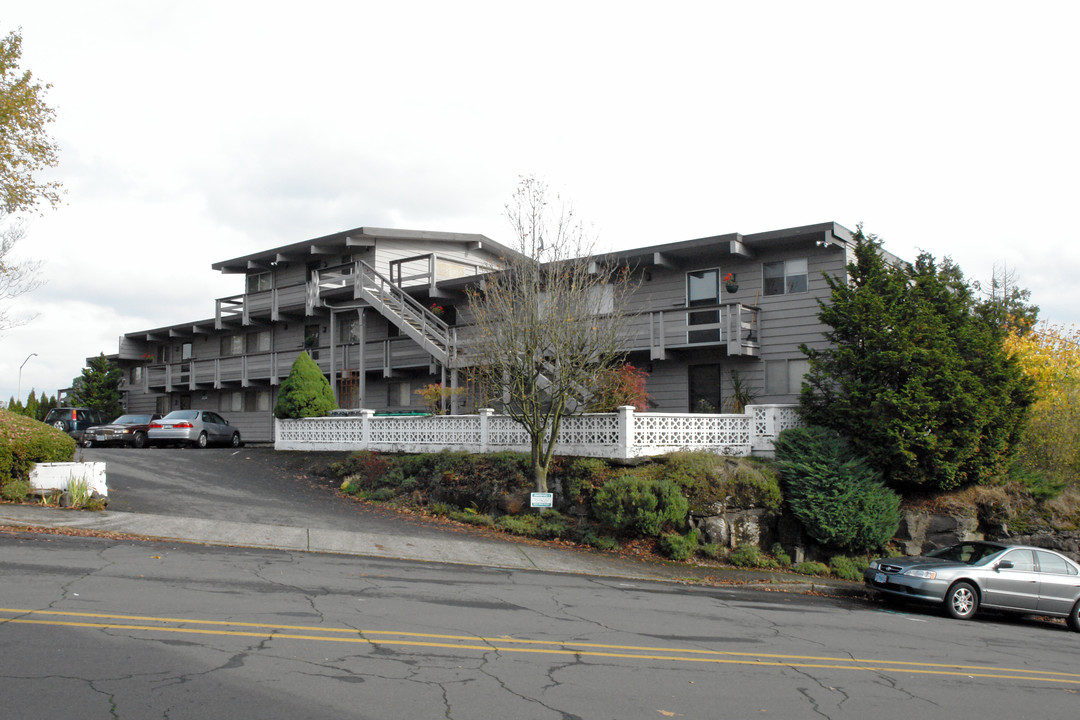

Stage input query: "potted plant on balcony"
[
  {"left": 429, "top": 302, "right": 445, "bottom": 318},
  {"left": 724, "top": 273, "right": 738, "bottom": 293}
]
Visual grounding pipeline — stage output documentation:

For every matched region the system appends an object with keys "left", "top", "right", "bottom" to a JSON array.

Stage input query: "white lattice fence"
[
  {"left": 631, "top": 413, "right": 752, "bottom": 457},
  {"left": 275, "top": 405, "right": 800, "bottom": 458}
]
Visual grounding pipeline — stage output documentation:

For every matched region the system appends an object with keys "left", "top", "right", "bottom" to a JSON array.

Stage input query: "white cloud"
[{"left": 2, "top": 0, "right": 1078, "bottom": 402}]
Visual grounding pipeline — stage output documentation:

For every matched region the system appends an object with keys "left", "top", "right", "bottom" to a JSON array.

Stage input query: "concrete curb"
[{"left": 0, "top": 504, "right": 870, "bottom": 596}]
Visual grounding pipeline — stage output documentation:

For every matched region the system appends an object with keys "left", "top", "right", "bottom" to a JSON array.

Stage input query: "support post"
[
  {"left": 479, "top": 408, "right": 493, "bottom": 453},
  {"left": 360, "top": 408, "right": 374, "bottom": 448},
  {"left": 617, "top": 406, "right": 635, "bottom": 461}
]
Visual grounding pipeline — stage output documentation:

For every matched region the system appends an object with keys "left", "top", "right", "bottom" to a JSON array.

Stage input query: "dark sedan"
[
  {"left": 82, "top": 413, "right": 162, "bottom": 448},
  {"left": 865, "top": 541, "right": 1080, "bottom": 631}
]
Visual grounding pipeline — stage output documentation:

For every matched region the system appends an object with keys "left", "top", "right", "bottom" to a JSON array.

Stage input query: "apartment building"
[{"left": 114, "top": 222, "right": 854, "bottom": 442}]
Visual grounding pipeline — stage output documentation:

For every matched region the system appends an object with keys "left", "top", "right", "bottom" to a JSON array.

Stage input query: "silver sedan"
[
  {"left": 864, "top": 541, "right": 1080, "bottom": 631},
  {"left": 148, "top": 410, "right": 242, "bottom": 449}
]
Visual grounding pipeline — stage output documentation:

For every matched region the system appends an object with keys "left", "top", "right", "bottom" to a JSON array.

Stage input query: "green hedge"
[
  {"left": 0, "top": 410, "right": 76, "bottom": 484},
  {"left": 773, "top": 426, "right": 900, "bottom": 553}
]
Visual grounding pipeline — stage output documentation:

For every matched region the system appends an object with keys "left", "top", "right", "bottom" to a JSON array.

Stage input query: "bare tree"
[
  {"left": 0, "top": 211, "right": 44, "bottom": 333},
  {"left": 466, "top": 177, "right": 636, "bottom": 493}
]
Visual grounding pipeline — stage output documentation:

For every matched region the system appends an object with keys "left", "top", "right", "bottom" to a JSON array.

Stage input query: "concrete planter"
[{"left": 28, "top": 462, "right": 108, "bottom": 497}]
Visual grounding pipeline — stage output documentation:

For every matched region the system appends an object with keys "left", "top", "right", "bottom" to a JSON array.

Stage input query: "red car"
[{"left": 82, "top": 413, "right": 162, "bottom": 448}]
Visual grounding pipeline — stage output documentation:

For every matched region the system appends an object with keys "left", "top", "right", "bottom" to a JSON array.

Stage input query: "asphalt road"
[
  {"left": 2, "top": 531, "right": 1079, "bottom": 720},
  {"left": 81, "top": 445, "right": 453, "bottom": 538}
]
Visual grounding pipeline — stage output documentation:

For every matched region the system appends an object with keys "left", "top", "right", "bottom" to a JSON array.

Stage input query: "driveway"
[{"left": 81, "top": 446, "right": 454, "bottom": 540}]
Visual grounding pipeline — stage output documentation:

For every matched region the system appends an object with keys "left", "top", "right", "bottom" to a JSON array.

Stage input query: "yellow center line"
[{"left": 1, "top": 608, "right": 1076, "bottom": 685}]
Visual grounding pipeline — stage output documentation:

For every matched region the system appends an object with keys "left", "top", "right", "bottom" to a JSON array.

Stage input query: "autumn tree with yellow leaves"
[{"left": 1005, "top": 322, "right": 1080, "bottom": 478}]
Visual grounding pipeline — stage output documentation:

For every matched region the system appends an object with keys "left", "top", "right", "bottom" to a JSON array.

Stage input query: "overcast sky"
[{"left": 2, "top": 1, "right": 1078, "bottom": 405}]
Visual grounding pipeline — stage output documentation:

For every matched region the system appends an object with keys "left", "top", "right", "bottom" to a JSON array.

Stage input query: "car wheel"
[
  {"left": 53, "top": 421, "right": 66, "bottom": 432},
  {"left": 195, "top": 432, "right": 208, "bottom": 449},
  {"left": 132, "top": 431, "right": 147, "bottom": 449},
  {"left": 230, "top": 432, "right": 241, "bottom": 448},
  {"left": 945, "top": 581, "right": 979, "bottom": 620},
  {"left": 1067, "top": 600, "right": 1080, "bottom": 633},
  {"left": 82, "top": 438, "right": 93, "bottom": 448}
]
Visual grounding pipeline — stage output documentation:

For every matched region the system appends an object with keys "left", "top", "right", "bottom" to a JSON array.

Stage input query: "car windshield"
[
  {"left": 163, "top": 410, "right": 199, "bottom": 420},
  {"left": 926, "top": 543, "right": 1005, "bottom": 565},
  {"left": 112, "top": 414, "right": 151, "bottom": 424}
]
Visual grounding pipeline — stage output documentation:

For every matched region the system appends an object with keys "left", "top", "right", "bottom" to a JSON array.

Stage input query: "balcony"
[{"left": 624, "top": 302, "right": 761, "bottom": 359}]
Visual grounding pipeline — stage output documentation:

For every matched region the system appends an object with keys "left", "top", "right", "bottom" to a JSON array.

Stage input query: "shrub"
[
  {"left": 770, "top": 543, "right": 792, "bottom": 568},
  {"left": 331, "top": 451, "right": 390, "bottom": 490},
  {"left": 1, "top": 478, "right": 31, "bottom": 502},
  {"left": 0, "top": 409, "right": 76, "bottom": 483},
  {"left": 773, "top": 426, "right": 901, "bottom": 552},
  {"left": 656, "top": 452, "right": 782, "bottom": 514},
  {"left": 792, "top": 561, "right": 830, "bottom": 577},
  {"left": 659, "top": 531, "right": 699, "bottom": 561},
  {"left": 496, "top": 511, "right": 570, "bottom": 539},
  {"left": 587, "top": 363, "right": 651, "bottom": 412},
  {"left": 449, "top": 510, "right": 495, "bottom": 527},
  {"left": 698, "top": 542, "right": 721, "bottom": 560},
  {"left": 427, "top": 502, "right": 453, "bottom": 517},
  {"left": 562, "top": 457, "right": 612, "bottom": 507},
  {"left": 332, "top": 450, "right": 533, "bottom": 513},
  {"left": 359, "top": 487, "right": 396, "bottom": 502},
  {"left": 729, "top": 543, "right": 763, "bottom": 568},
  {"left": 829, "top": 555, "right": 866, "bottom": 582},
  {"left": 273, "top": 351, "right": 337, "bottom": 419},
  {"left": 582, "top": 532, "right": 620, "bottom": 551},
  {"left": 592, "top": 474, "right": 689, "bottom": 537}
]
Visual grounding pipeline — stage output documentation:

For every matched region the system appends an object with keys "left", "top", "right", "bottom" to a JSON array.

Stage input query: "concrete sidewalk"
[{"left": 0, "top": 503, "right": 865, "bottom": 595}]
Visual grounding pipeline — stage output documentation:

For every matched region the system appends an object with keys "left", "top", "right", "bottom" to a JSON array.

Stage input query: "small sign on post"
[{"left": 530, "top": 492, "right": 553, "bottom": 509}]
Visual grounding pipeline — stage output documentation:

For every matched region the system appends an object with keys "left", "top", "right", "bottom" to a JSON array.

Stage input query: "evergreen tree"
[
  {"left": 36, "top": 392, "right": 56, "bottom": 421},
  {"left": 70, "top": 353, "right": 124, "bottom": 420},
  {"left": 23, "top": 388, "right": 38, "bottom": 419},
  {"left": 800, "top": 227, "right": 1034, "bottom": 492},
  {"left": 273, "top": 351, "right": 337, "bottom": 419}
]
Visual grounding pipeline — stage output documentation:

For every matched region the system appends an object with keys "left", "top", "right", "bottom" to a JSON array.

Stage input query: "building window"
[
  {"left": 762, "top": 258, "right": 808, "bottom": 296},
  {"left": 130, "top": 366, "right": 144, "bottom": 384},
  {"left": 222, "top": 391, "right": 243, "bottom": 412},
  {"left": 687, "top": 269, "right": 720, "bottom": 343},
  {"left": 688, "top": 364, "right": 722, "bottom": 413},
  {"left": 304, "top": 324, "right": 320, "bottom": 360},
  {"left": 388, "top": 381, "right": 411, "bottom": 407},
  {"left": 338, "top": 316, "right": 360, "bottom": 344},
  {"left": 246, "top": 330, "right": 271, "bottom": 354},
  {"left": 181, "top": 342, "right": 193, "bottom": 361},
  {"left": 765, "top": 358, "right": 810, "bottom": 395},
  {"left": 156, "top": 396, "right": 170, "bottom": 415},
  {"left": 246, "top": 272, "right": 272, "bottom": 293},
  {"left": 244, "top": 389, "right": 270, "bottom": 412},
  {"left": 221, "top": 335, "right": 243, "bottom": 356}
]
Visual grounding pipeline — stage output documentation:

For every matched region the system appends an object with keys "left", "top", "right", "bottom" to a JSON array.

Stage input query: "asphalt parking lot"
[{"left": 79, "top": 445, "right": 456, "bottom": 539}]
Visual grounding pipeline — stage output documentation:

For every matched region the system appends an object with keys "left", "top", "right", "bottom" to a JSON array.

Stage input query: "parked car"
[
  {"left": 865, "top": 541, "right": 1080, "bottom": 631},
  {"left": 82, "top": 413, "right": 162, "bottom": 448},
  {"left": 43, "top": 407, "right": 108, "bottom": 443},
  {"left": 148, "top": 410, "right": 242, "bottom": 448}
]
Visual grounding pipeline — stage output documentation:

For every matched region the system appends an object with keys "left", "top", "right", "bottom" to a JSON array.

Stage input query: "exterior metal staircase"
[{"left": 311, "top": 260, "right": 458, "bottom": 367}]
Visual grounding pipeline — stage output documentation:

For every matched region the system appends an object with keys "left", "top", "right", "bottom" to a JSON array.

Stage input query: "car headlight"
[
  {"left": 868, "top": 560, "right": 880, "bottom": 570},
  {"left": 903, "top": 569, "right": 937, "bottom": 579}
]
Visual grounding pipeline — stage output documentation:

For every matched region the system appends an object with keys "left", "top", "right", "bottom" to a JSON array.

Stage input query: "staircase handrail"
[{"left": 355, "top": 260, "right": 454, "bottom": 358}]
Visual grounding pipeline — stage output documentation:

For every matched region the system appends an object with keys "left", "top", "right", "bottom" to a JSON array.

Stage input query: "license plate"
[{"left": 874, "top": 572, "right": 887, "bottom": 584}]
